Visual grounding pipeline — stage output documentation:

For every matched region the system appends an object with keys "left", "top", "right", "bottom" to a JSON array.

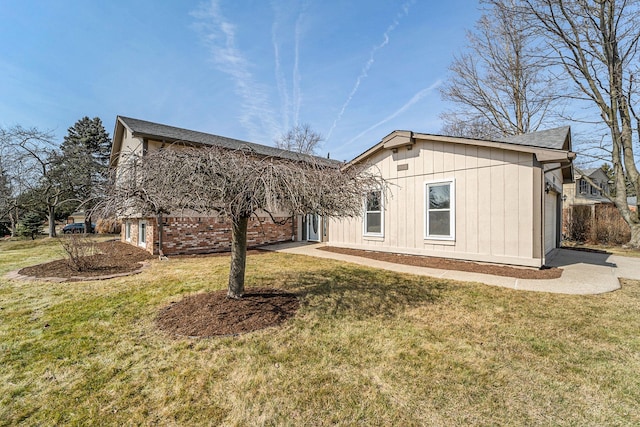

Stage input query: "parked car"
[{"left": 62, "top": 223, "right": 95, "bottom": 234}]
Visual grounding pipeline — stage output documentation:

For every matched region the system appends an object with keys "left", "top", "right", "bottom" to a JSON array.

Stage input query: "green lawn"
[{"left": 1, "top": 238, "right": 639, "bottom": 426}]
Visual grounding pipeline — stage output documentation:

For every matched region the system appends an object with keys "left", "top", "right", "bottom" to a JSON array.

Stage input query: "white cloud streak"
[
  {"left": 272, "top": 21, "right": 291, "bottom": 132},
  {"left": 344, "top": 80, "right": 442, "bottom": 146},
  {"left": 293, "top": 14, "right": 303, "bottom": 126},
  {"left": 192, "top": 0, "right": 278, "bottom": 141},
  {"left": 326, "top": 0, "right": 414, "bottom": 141},
  {"left": 271, "top": 1, "right": 306, "bottom": 135}
]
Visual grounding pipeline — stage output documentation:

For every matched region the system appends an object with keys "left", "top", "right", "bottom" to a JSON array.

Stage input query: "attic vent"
[{"left": 397, "top": 164, "right": 409, "bottom": 171}]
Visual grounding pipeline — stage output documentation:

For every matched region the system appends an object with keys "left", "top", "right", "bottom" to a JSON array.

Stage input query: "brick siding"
[{"left": 121, "top": 215, "right": 296, "bottom": 255}]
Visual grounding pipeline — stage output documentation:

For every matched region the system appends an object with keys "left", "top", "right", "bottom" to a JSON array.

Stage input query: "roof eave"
[{"left": 345, "top": 130, "right": 576, "bottom": 168}]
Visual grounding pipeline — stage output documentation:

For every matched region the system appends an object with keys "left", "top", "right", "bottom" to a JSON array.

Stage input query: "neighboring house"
[
  {"left": 327, "top": 127, "right": 575, "bottom": 267},
  {"left": 110, "top": 116, "right": 332, "bottom": 255},
  {"left": 562, "top": 167, "right": 611, "bottom": 207},
  {"left": 67, "top": 211, "right": 86, "bottom": 224}
]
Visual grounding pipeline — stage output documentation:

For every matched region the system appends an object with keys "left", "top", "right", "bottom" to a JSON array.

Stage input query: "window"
[
  {"left": 425, "top": 180, "right": 455, "bottom": 240},
  {"left": 363, "top": 190, "right": 383, "bottom": 236},
  {"left": 578, "top": 179, "right": 589, "bottom": 194},
  {"left": 591, "top": 181, "right": 600, "bottom": 196},
  {"left": 125, "top": 221, "right": 131, "bottom": 242},
  {"left": 138, "top": 220, "right": 147, "bottom": 247}
]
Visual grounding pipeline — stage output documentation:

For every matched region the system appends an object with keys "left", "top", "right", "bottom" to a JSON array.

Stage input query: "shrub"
[
  {"left": 59, "top": 235, "right": 100, "bottom": 272},
  {"left": 565, "top": 205, "right": 591, "bottom": 242},
  {"left": 95, "top": 218, "right": 121, "bottom": 234},
  {"left": 592, "top": 204, "right": 631, "bottom": 244},
  {"left": 564, "top": 204, "right": 630, "bottom": 245}
]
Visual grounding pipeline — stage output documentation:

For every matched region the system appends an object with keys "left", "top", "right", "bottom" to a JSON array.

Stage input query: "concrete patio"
[{"left": 262, "top": 242, "right": 640, "bottom": 295}]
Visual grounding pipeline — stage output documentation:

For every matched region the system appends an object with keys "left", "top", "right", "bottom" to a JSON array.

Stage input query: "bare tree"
[
  {"left": 439, "top": 114, "right": 503, "bottom": 140},
  {"left": 102, "top": 145, "right": 382, "bottom": 298},
  {"left": 441, "top": 0, "right": 562, "bottom": 138},
  {"left": 0, "top": 126, "right": 73, "bottom": 238},
  {"left": 0, "top": 158, "right": 16, "bottom": 235},
  {"left": 275, "top": 124, "right": 323, "bottom": 155},
  {"left": 515, "top": 0, "right": 640, "bottom": 247}
]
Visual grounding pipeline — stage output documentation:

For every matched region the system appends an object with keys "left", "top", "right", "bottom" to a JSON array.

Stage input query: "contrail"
[
  {"left": 344, "top": 80, "right": 442, "bottom": 147},
  {"left": 293, "top": 13, "right": 303, "bottom": 127},
  {"left": 326, "top": 0, "right": 414, "bottom": 141},
  {"left": 272, "top": 20, "right": 291, "bottom": 132},
  {"left": 192, "top": 0, "right": 279, "bottom": 141}
]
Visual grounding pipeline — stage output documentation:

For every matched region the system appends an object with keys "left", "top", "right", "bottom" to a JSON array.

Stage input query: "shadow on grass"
[{"left": 276, "top": 265, "right": 447, "bottom": 320}]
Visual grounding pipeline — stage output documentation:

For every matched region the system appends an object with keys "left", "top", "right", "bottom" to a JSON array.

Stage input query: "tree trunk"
[
  {"left": 629, "top": 224, "right": 640, "bottom": 248},
  {"left": 48, "top": 205, "right": 56, "bottom": 238},
  {"left": 228, "top": 215, "right": 249, "bottom": 299},
  {"left": 84, "top": 214, "right": 92, "bottom": 235},
  {"left": 10, "top": 207, "right": 17, "bottom": 237}
]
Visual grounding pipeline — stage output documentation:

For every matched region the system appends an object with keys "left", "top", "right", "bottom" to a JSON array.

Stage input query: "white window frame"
[
  {"left": 138, "top": 220, "right": 147, "bottom": 247},
  {"left": 125, "top": 221, "right": 131, "bottom": 242},
  {"left": 578, "top": 179, "right": 589, "bottom": 194},
  {"left": 363, "top": 189, "right": 384, "bottom": 237},
  {"left": 424, "top": 179, "right": 455, "bottom": 241}
]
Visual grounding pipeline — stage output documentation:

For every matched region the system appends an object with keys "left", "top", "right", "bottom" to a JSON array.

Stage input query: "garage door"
[{"left": 544, "top": 192, "right": 557, "bottom": 254}]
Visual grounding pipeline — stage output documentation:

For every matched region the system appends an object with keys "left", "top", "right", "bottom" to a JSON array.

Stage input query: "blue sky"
[{"left": 0, "top": 1, "right": 483, "bottom": 161}]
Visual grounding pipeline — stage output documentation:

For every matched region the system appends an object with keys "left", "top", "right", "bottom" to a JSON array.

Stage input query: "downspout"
[
  {"left": 291, "top": 213, "right": 296, "bottom": 241},
  {"left": 157, "top": 212, "right": 165, "bottom": 259}
]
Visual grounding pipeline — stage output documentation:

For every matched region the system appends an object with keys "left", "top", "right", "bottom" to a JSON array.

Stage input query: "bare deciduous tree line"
[{"left": 442, "top": 0, "right": 640, "bottom": 247}]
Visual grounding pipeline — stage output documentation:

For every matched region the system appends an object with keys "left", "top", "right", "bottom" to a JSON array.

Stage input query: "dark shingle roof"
[
  {"left": 500, "top": 126, "right": 571, "bottom": 150},
  {"left": 580, "top": 168, "right": 599, "bottom": 176},
  {"left": 118, "top": 116, "right": 339, "bottom": 165}
]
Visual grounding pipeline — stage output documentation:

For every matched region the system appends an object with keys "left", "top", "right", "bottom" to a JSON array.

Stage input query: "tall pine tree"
[{"left": 59, "top": 117, "right": 111, "bottom": 231}]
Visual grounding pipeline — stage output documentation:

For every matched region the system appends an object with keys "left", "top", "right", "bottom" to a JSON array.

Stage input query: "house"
[
  {"left": 109, "top": 116, "right": 332, "bottom": 255},
  {"left": 66, "top": 211, "right": 86, "bottom": 224},
  {"left": 562, "top": 167, "right": 611, "bottom": 207},
  {"left": 327, "top": 127, "right": 575, "bottom": 267},
  {"left": 111, "top": 116, "right": 575, "bottom": 267}
]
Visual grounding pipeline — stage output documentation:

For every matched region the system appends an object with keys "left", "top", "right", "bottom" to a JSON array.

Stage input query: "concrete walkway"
[{"left": 262, "top": 242, "right": 640, "bottom": 295}]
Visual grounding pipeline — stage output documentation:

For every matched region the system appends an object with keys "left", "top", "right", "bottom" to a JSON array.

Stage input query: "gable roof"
[
  {"left": 573, "top": 166, "right": 609, "bottom": 181},
  {"left": 581, "top": 168, "right": 599, "bottom": 176},
  {"left": 110, "top": 116, "right": 340, "bottom": 166},
  {"left": 500, "top": 126, "right": 571, "bottom": 151},
  {"left": 349, "top": 126, "right": 575, "bottom": 167}
]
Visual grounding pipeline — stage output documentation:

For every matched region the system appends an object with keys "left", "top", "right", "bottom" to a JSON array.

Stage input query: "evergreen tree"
[
  {"left": 18, "top": 211, "right": 44, "bottom": 240},
  {"left": 0, "top": 164, "right": 13, "bottom": 235},
  {"left": 59, "top": 117, "right": 111, "bottom": 231}
]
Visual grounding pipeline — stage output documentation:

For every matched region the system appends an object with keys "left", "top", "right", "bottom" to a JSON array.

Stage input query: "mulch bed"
[
  {"left": 156, "top": 288, "right": 300, "bottom": 337},
  {"left": 16, "top": 239, "right": 559, "bottom": 338},
  {"left": 318, "top": 246, "right": 563, "bottom": 279},
  {"left": 18, "top": 240, "right": 154, "bottom": 279}
]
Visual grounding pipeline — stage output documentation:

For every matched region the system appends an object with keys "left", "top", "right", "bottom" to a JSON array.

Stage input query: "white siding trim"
[
  {"left": 138, "top": 220, "right": 147, "bottom": 247},
  {"left": 363, "top": 189, "right": 384, "bottom": 238},
  {"left": 424, "top": 178, "right": 456, "bottom": 241}
]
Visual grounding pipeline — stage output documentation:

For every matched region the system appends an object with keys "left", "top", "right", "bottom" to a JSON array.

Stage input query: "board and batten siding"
[{"left": 328, "top": 138, "right": 544, "bottom": 267}]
